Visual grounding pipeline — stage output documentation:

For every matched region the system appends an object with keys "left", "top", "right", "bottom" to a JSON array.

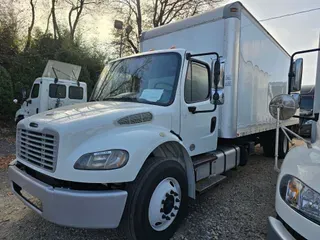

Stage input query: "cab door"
[
  {"left": 26, "top": 83, "right": 41, "bottom": 116},
  {"left": 180, "top": 60, "right": 219, "bottom": 156},
  {"left": 48, "top": 83, "right": 67, "bottom": 110}
]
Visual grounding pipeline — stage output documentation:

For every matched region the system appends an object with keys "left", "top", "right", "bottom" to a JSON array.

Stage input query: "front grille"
[{"left": 17, "top": 127, "right": 59, "bottom": 172}]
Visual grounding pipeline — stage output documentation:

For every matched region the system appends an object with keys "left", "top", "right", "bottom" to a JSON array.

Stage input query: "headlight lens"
[
  {"left": 280, "top": 175, "right": 320, "bottom": 224},
  {"left": 74, "top": 150, "right": 129, "bottom": 170}
]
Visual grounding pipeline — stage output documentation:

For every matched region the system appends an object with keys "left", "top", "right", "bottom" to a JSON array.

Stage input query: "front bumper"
[
  {"left": 8, "top": 164, "right": 128, "bottom": 229},
  {"left": 267, "top": 217, "right": 295, "bottom": 240}
]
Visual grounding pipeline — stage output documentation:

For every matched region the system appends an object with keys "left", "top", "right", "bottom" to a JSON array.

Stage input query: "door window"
[
  {"left": 49, "top": 84, "right": 66, "bottom": 98},
  {"left": 69, "top": 86, "right": 84, "bottom": 100},
  {"left": 30, "top": 84, "right": 40, "bottom": 98},
  {"left": 184, "top": 62, "right": 210, "bottom": 103}
]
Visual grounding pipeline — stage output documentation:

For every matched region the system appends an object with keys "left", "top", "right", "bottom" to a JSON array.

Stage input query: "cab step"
[{"left": 196, "top": 175, "right": 226, "bottom": 193}]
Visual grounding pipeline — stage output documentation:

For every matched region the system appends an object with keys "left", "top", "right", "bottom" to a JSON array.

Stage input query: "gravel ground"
[{"left": 0, "top": 144, "right": 281, "bottom": 240}]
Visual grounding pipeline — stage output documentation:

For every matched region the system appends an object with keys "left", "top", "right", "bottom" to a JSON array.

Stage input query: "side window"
[
  {"left": 49, "top": 84, "right": 66, "bottom": 98},
  {"left": 69, "top": 86, "right": 84, "bottom": 100},
  {"left": 31, "top": 83, "right": 40, "bottom": 98},
  {"left": 184, "top": 62, "right": 210, "bottom": 103}
]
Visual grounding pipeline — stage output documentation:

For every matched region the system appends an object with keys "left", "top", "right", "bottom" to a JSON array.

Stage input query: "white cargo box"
[{"left": 141, "top": 1, "right": 298, "bottom": 138}]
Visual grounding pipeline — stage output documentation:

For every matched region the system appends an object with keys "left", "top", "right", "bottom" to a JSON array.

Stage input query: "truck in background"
[
  {"left": 8, "top": 2, "right": 300, "bottom": 240},
  {"left": 299, "top": 84, "right": 315, "bottom": 136},
  {"left": 267, "top": 43, "right": 320, "bottom": 239},
  {"left": 13, "top": 60, "right": 87, "bottom": 124}
]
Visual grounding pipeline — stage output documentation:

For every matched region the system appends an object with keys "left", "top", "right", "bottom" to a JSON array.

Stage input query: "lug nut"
[{"left": 170, "top": 190, "right": 178, "bottom": 196}]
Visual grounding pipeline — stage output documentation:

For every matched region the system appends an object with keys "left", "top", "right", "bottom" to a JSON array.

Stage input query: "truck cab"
[
  {"left": 15, "top": 78, "right": 87, "bottom": 123},
  {"left": 14, "top": 60, "right": 87, "bottom": 123},
  {"left": 267, "top": 46, "right": 320, "bottom": 240}
]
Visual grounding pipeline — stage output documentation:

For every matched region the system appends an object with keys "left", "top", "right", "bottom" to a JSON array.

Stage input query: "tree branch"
[{"left": 25, "top": 0, "right": 35, "bottom": 51}]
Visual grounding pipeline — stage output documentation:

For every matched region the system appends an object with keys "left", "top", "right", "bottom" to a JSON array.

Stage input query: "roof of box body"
[
  {"left": 140, "top": 1, "right": 289, "bottom": 56},
  {"left": 140, "top": 2, "right": 242, "bottom": 42}
]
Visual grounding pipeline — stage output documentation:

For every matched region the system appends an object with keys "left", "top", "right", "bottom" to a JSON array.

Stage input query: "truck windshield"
[{"left": 90, "top": 53, "right": 181, "bottom": 105}]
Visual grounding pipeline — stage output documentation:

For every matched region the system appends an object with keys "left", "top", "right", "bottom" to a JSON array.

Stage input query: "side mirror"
[
  {"left": 290, "top": 58, "right": 303, "bottom": 92},
  {"left": 213, "top": 59, "right": 221, "bottom": 87}
]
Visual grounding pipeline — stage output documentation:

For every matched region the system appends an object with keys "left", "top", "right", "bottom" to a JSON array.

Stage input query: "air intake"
[{"left": 117, "top": 112, "right": 153, "bottom": 125}]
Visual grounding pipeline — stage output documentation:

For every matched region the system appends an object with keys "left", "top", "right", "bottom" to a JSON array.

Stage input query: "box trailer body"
[
  {"left": 8, "top": 2, "right": 300, "bottom": 240},
  {"left": 141, "top": 1, "right": 297, "bottom": 139}
]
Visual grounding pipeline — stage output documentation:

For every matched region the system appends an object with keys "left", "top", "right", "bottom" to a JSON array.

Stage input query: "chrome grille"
[{"left": 17, "top": 127, "right": 58, "bottom": 172}]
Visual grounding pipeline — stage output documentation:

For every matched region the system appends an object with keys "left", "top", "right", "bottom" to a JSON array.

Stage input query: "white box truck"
[
  {"left": 13, "top": 60, "right": 87, "bottom": 124},
  {"left": 8, "top": 2, "right": 299, "bottom": 239}
]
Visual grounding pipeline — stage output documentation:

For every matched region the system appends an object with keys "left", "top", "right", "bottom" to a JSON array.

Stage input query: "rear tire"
[
  {"left": 239, "top": 145, "right": 248, "bottom": 166},
  {"left": 121, "top": 158, "right": 188, "bottom": 240},
  {"left": 262, "top": 130, "right": 288, "bottom": 159}
]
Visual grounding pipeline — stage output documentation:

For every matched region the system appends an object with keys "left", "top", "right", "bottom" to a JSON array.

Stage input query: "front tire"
[{"left": 121, "top": 158, "right": 188, "bottom": 240}]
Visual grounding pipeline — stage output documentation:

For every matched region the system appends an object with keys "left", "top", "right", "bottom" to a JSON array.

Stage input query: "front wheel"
[{"left": 121, "top": 158, "right": 188, "bottom": 240}]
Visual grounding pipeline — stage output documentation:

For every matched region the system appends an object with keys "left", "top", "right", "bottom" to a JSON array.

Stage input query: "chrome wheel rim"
[{"left": 148, "top": 177, "right": 181, "bottom": 231}]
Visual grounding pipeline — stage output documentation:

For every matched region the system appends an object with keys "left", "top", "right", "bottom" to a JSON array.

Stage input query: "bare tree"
[
  {"left": 65, "top": 0, "right": 103, "bottom": 41},
  {"left": 44, "top": 11, "right": 52, "bottom": 35},
  {"left": 51, "top": 0, "right": 61, "bottom": 39},
  {"left": 24, "top": 0, "right": 36, "bottom": 51},
  {"left": 109, "top": 0, "right": 224, "bottom": 54}
]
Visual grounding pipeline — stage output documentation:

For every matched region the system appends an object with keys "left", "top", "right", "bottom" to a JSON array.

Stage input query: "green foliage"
[
  {"left": 0, "top": 66, "right": 14, "bottom": 117},
  {"left": 0, "top": 25, "right": 105, "bottom": 119}
]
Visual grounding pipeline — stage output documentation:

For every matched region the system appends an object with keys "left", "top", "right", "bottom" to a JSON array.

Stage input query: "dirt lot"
[{"left": 0, "top": 123, "right": 285, "bottom": 240}]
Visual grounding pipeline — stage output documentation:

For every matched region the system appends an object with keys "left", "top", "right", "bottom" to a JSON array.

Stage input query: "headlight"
[
  {"left": 280, "top": 175, "right": 320, "bottom": 224},
  {"left": 74, "top": 150, "right": 129, "bottom": 170}
]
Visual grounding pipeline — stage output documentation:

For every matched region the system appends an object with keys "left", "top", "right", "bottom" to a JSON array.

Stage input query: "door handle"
[{"left": 188, "top": 106, "right": 197, "bottom": 114}]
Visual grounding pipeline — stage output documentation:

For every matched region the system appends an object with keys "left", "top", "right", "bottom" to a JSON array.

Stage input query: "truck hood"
[
  {"left": 282, "top": 144, "right": 320, "bottom": 193},
  {"left": 20, "top": 101, "right": 172, "bottom": 135}
]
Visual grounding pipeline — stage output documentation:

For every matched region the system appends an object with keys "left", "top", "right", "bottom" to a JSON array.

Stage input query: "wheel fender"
[{"left": 15, "top": 108, "right": 25, "bottom": 122}]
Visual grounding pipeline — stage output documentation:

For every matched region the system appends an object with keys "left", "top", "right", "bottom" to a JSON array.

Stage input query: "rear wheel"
[
  {"left": 262, "top": 130, "right": 288, "bottom": 159},
  {"left": 121, "top": 158, "right": 188, "bottom": 240}
]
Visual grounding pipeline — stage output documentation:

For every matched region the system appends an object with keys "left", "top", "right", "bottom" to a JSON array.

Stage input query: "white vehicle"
[
  {"left": 8, "top": 2, "right": 298, "bottom": 239},
  {"left": 267, "top": 45, "right": 320, "bottom": 239},
  {"left": 14, "top": 60, "right": 87, "bottom": 123}
]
